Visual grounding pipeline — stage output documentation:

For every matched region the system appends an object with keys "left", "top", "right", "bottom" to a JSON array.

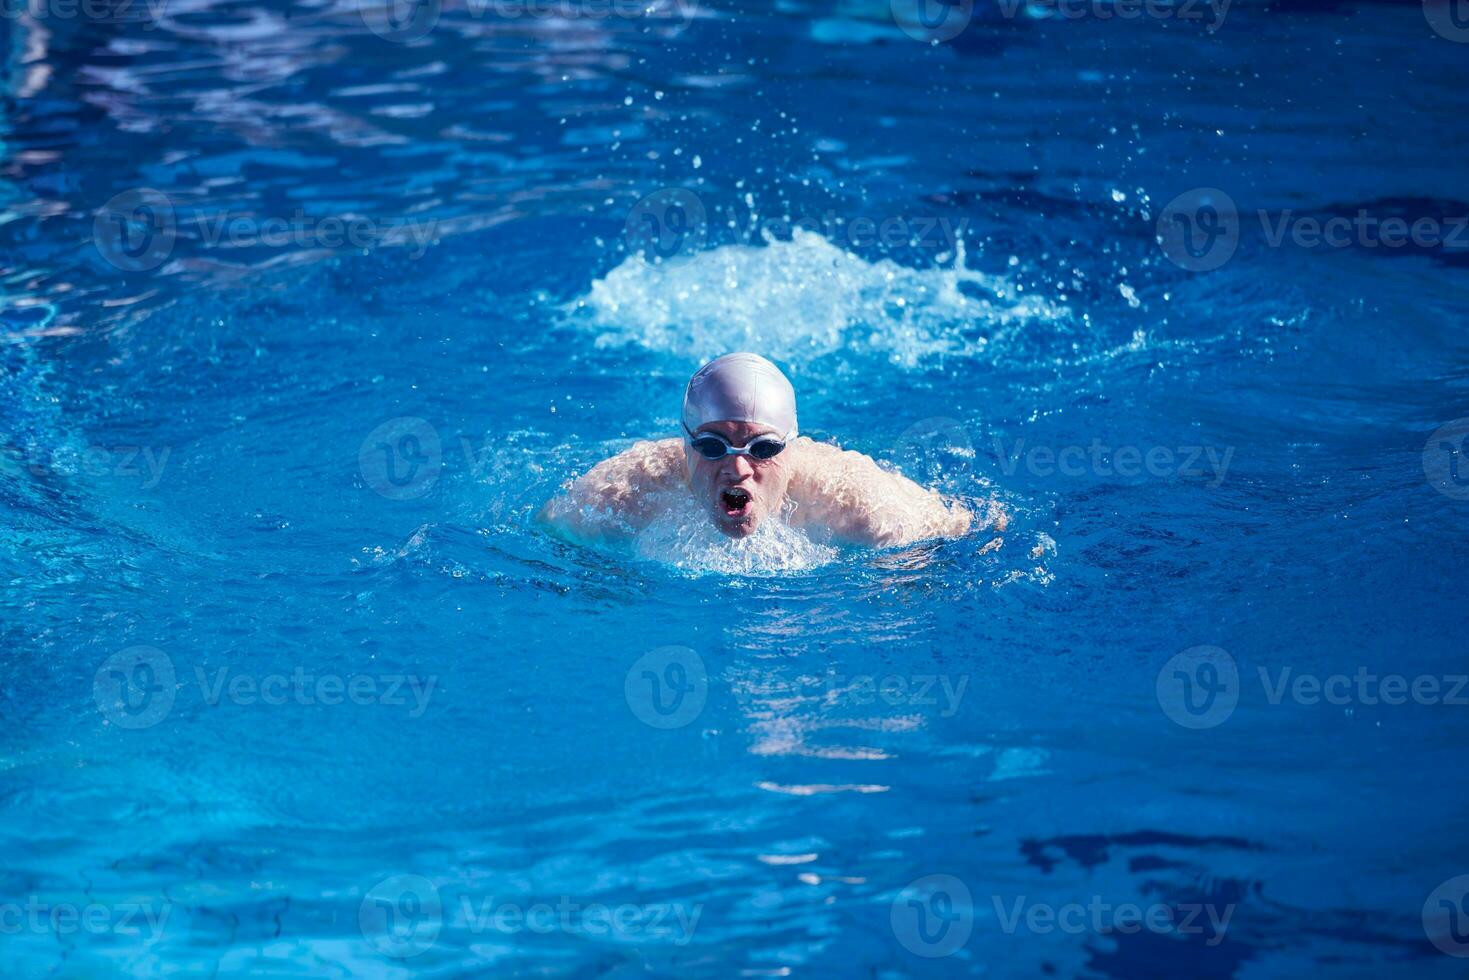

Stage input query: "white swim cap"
[{"left": 681, "top": 353, "right": 798, "bottom": 437}]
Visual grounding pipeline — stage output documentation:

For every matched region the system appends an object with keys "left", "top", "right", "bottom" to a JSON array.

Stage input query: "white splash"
[
  {"left": 568, "top": 230, "right": 1061, "bottom": 367},
  {"left": 633, "top": 493, "right": 837, "bottom": 575}
]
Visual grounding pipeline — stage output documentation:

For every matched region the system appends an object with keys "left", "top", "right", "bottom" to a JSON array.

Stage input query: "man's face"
[{"left": 685, "top": 420, "right": 795, "bottom": 539}]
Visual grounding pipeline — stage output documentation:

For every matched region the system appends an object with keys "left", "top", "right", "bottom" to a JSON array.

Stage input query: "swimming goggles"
[{"left": 684, "top": 426, "right": 796, "bottom": 461}]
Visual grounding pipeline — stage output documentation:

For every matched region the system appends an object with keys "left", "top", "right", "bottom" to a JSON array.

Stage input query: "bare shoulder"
[
  {"left": 785, "top": 438, "right": 972, "bottom": 546},
  {"left": 539, "top": 438, "right": 684, "bottom": 540},
  {"left": 786, "top": 437, "right": 875, "bottom": 482},
  {"left": 786, "top": 437, "right": 926, "bottom": 495},
  {"left": 571, "top": 437, "right": 685, "bottom": 500}
]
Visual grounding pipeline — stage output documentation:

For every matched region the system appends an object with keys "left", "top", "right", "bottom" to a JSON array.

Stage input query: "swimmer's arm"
[
  {"left": 786, "top": 440, "right": 980, "bottom": 548},
  {"left": 537, "top": 438, "right": 686, "bottom": 542}
]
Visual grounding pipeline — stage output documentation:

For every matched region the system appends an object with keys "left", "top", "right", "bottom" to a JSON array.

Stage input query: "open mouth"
[{"left": 719, "top": 486, "right": 752, "bottom": 517}]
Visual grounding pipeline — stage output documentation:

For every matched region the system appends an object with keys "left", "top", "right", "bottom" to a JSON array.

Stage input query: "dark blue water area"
[{"left": 2, "top": 0, "right": 1468, "bottom": 975}]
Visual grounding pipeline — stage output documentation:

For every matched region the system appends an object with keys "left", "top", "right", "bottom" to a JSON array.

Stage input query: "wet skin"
[{"left": 685, "top": 420, "right": 795, "bottom": 539}]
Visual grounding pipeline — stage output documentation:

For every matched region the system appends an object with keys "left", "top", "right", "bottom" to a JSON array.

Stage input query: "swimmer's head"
[
  {"left": 681, "top": 352, "right": 798, "bottom": 437},
  {"left": 681, "top": 353, "right": 799, "bottom": 539}
]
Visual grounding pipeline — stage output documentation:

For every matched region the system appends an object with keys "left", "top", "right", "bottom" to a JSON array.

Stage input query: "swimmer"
[{"left": 540, "top": 353, "right": 1001, "bottom": 548}]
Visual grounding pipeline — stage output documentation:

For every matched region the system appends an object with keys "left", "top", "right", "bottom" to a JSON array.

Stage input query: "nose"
[{"left": 723, "top": 453, "right": 755, "bottom": 480}]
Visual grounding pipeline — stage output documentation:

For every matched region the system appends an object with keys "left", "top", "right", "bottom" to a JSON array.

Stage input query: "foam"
[
  {"left": 568, "top": 230, "right": 1062, "bottom": 367},
  {"left": 633, "top": 493, "right": 837, "bottom": 575}
]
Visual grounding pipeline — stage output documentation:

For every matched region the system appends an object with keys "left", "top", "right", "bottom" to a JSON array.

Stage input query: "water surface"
[{"left": 3, "top": 0, "right": 1468, "bottom": 975}]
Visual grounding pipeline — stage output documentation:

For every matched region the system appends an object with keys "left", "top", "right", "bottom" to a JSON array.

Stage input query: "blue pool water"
[{"left": 3, "top": 0, "right": 1469, "bottom": 975}]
